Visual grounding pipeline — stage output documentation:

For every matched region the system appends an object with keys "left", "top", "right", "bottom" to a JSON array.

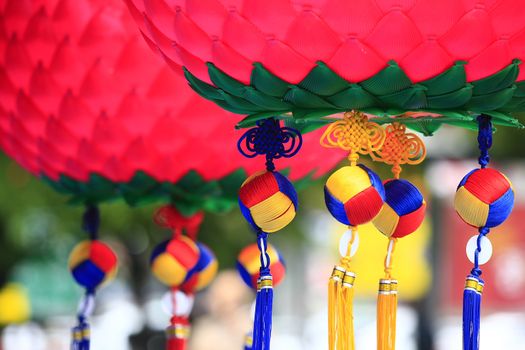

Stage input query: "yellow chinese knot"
[
  {"left": 320, "top": 111, "right": 385, "bottom": 165},
  {"left": 370, "top": 123, "right": 426, "bottom": 178}
]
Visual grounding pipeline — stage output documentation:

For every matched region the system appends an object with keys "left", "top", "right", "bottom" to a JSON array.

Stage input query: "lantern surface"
[
  {"left": 0, "top": 0, "right": 343, "bottom": 213},
  {"left": 128, "top": 0, "right": 525, "bottom": 133}
]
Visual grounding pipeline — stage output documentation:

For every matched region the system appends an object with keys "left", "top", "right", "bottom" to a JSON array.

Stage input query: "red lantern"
[
  {"left": 0, "top": 0, "right": 343, "bottom": 212},
  {"left": 128, "top": 0, "right": 524, "bottom": 132}
]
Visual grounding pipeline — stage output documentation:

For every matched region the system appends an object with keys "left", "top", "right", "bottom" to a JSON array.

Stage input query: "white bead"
[
  {"left": 161, "top": 290, "right": 194, "bottom": 317},
  {"left": 466, "top": 235, "right": 493, "bottom": 265},
  {"left": 339, "top": 229, "right": 359, "bottom": 258}
]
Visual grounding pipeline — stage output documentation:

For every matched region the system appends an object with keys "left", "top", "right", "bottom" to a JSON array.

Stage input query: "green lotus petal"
[
  {"left": 184, "top": 68, "right": 224, "bottom": 100},
  {"left": 217, "top": 90, "right": 266, "bottom": 112},
  {"left": 472, "top": 59, "right": 521, "bottom": 95},
  {"left": 426, "top": 85, "right": 473, "bottom": 109},
  {"left": 445, "top": 120, "right": 481, "bottom": 131},
  {"left": 284, "top": 118, "right": 330, "bottom": 133},
  {"left": 326, "top": 84, "right": 382, "bottom": 109},
  {"left": 251, "top": 63, "right": 290, "bottom": 97},
  {"left": 467, "top": 86, "right": 517, "bottom": 111},
  {"left": 235, "top": 112, "right": 285, "bottom": 128},
  {"left": 213, "top": 99, "right": 255, "bottom": 115},
  {"left": 242, "top": 86, "right": 292, "bottom": 110},
  {"left": 431, "top": 110, "right": 472, "bottom": 121},
  {"left": 299, "top": 62, "right": 350, "bottom": 96},
  {"left": 483, "top": 111, "right": 523, "bottom": 128},
  {"left": 362, "top": 108, "right": 389, "bottom": 117},
  {"left": 513, "top": 82, "right": 525, "bottom": 97},
  {"left": 404, "top": 120, "right": 443, "bottom": 136},
  {"left": 501, "top": 98, "right": 525, "bottom": 111},
  {"left": 284, "top": 86, "right": 336, "bottom": 109},
  {"left": 184, "top": 60, "right": 525, "bottom": 131},
  {"left": 359, "top": 61, "right": 412, "bottom": 95},
  {"left": 120, "top": 171, "right": 162, "bottom": 206},
  {"left": 292, "top": 108, "right": 340, "bottom": 120},
  {"left": 208, "top": 63, "right": 248, "bottom": 97},
  {"left": 378, "top": 86, "right": 427, "bottom": 109},
  {"left": 420, "top": 61, "right": 467, "bottom": 96}
]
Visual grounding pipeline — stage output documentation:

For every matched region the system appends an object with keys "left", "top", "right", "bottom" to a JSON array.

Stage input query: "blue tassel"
[
  {"left": 252, "top": 232, "right": 273, "bottom": 350},
  {"left": 71, "top": 292, "right": 95, "bottom": 350},
  {"left": 463, "top": 227, "right": 488, "bottom": 350},
  {"left": 463, "top": 274, "right": 483, "bottom": 350}
]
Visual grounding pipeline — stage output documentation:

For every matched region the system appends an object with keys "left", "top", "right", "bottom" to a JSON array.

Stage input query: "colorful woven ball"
[
  {"left": 324, "top": 165, "right": 385, "bottom": 226},
  {"left": 236, "top": 243, "right": 286, "bottom": 290},
  {"left": 180, "top": 243, "right": 219, "bottom": 293},
  {"left": 150, "top": 236, "right": 200, "bottom": 287},
  {"left": 238, "top": 171, "right": 298, "bottom": 233},
  {"left": 373, "top": 179, "right": 426, "bottom": 238},
  {"left": 455, "top": 168, "right": 514, "bottom": 228},
  {"left": 68, "top": 240, "right": 118, "bottom": 290}
]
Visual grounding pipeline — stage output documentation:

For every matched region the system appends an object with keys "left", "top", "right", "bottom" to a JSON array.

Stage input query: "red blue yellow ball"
[
  {"left": 236, "top": 243, "right": 286, "bottom": 289},
  {"left": 324, "top": 165, "right": 385, "bottom": 226},
  {"left": 181, "top": 243, "right": 218, "bottom": 293},
  {"left": 69, "top": 240, "right": 118, "bottom": 290},
  {"left": 373, "top": 179, "right": 426, "bottom": 238},
  {"left": 150, "top": 236, "right": 200, "bottom": 287},
  {"left": 238, "top": 170, "right": 298, "bottom": 233},
  {"left": 455, "top": 168, "right": 514, "bottom": 228}
]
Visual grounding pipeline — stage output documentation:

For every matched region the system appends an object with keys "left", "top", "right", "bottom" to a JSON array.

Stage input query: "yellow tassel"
[
  {"left": 329, "top": 227, "right": 358, "bottom": 350},
  {"left": 340, "top": 271, "right": 356, "bottom": 350},
  {"left": 377, "top": 239, "right": 398, "bottom": 350},
  {"left": 328, "top": 266, "right": 344, "bottom": 350}
]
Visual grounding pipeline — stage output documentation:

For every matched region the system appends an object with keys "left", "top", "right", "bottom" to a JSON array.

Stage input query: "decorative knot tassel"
[
  {"left": 340, "top": 271, "right": 356, "bottom": 350},
  {"left": 166, "top": 317, "right": 190, "bottom": 350},
  {"left": 377, "top": 238, "right": 399, "bottom": 350},
  {"left": 328, "top": 266, "right": 344, "bottom": 350},
  {"left": 463, "top": 275, "right": 484, "bottom": 350},
  {"left": 377, "top": 279, "right": 398, "bottom": 350},
  {"left": 71, "top": 321, "right": 90, "bottom": 350},
  {"left": 252, "top": 232, "right": 274, "bottom": 350},
  {"left": 328, "top": 228, "right": 359, "bottom": 350},
  {"left": 71, "top": 292, "right": 95, "bottom": 350}
]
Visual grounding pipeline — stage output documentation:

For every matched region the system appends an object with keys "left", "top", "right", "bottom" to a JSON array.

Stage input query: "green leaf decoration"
[
  {"left": 208, "top": 63, "right": 248, "bottom": 97},
  {"left": 420, "top": 61, "right": 467, "bottom": 96},
  {"left": 184, "top": 60, "right": 525, "bottom": 132},
  {"left": 299, "top": 62, "right": 350, "bottom": 96},
  {"left": 40, "top": 165, "right": 321, "bottom": 212},
  {"left": 326, "top": 84, "right": 381, "bottom": 109},
  {"left": 242, "top": 87, "right": 292, "bottom": 110},
  {"left": 250, "top": 63, "right": 290, "bottom": 97},
  {"left": 235, "top": 112, "right": 285, "bottom": 128},
  {"left": 359, "top": 61, "right": 412, "bottom": 95},
  {"left": 472, "top": 59, "right": 521, "bottom": 95},
  {"left": 217, "top": 90, "right": 266, "bottom": 112},
  {"left": 467, "top": 86, "right": 516, "bottom": 111},
  {"left": 284, "top": 86, "right": 336, "bottom": 109},
  {"left": 183, "top": 68, "right": 224, "bottom": 100},
  {"left": 378, "top": 85, "right": 427, "bottom": 109},
  {"left": 426, "top": 86, "right": 473, "bottom": 109}
]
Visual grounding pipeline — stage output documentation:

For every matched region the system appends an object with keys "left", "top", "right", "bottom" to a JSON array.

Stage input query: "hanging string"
[
  {"left": 237, "top": 118, "right": 302, "bottom": 171},
  {"left": 322, "top": 111, "right": 387, "bottom": 350},
  {"left": 251, "top": 231, "right": 273, "bottom": 350},
  {"left": 82, "top": 205, "right": 99, "bottom": 240},
  {"left": 167, "top": 288, "right": 190, "bottom": 350},
  {"left": 237, "top": 118, "right": 302, "bottom": 350},
  {"left": 477, "top": 116, "right": 492, "bottom": 169},
  {"left": 72, "top": 205, "right": 100, "bottom": 350},
  {"left": 463, "top": 115, "right": 492, "bottom": 350}
]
